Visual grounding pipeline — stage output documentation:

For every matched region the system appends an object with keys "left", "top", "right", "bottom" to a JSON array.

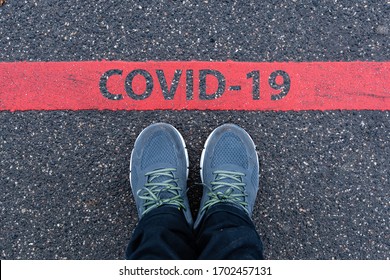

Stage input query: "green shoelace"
[
  {"left": 137, "top": 168, "right": 186, "bottom": 216},
  {"left": 201, "top": 170, "right": 249, "bottom": 214}
]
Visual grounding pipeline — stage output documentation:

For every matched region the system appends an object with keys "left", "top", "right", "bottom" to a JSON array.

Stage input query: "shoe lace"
[
  {"left": 201, "top": 170, "right": 249, "bottom": 214},
  {"left": 137, "top": 168, "right": 186, "bottom": 216}
]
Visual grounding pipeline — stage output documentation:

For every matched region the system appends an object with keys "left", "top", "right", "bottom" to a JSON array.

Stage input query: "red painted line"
[{"left": 0, "top": 61, "right": 389, "bottom": 111}]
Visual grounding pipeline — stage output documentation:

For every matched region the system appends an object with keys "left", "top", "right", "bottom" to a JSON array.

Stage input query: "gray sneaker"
[
  {"left": 129, "top": 123, "right": 193, "bottom": 225},
  {"left": 194, "top": 124, "right": 259, "bottom": 228}
]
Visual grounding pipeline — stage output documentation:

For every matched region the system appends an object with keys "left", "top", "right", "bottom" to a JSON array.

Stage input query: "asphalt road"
[{"left": 0, "top": 0, "right": 389, "bottom": 259}]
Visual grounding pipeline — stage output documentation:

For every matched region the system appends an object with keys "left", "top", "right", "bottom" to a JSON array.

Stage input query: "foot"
[
  {"left": 130, "top": 123, "right": 193, "bottom": 225},
  {"left": 194, "top": 124, "right": 259, "bottom": 228}
]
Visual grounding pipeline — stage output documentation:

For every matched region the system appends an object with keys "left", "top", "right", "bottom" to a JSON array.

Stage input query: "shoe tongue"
[
  {"left": 150, "top": 171, "right": 176, "bottom": 199},
  {"left": 215, "top": 173, "right": 242, "bottom": 195}
]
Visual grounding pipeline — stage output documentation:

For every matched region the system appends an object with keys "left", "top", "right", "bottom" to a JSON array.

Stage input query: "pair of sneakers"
[{"left": 129, "top": 123, "right": 259, "bottom": 228}]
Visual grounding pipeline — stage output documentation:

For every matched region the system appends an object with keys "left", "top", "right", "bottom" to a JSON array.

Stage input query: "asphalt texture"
[{"left": 0, "top": 0, "right": 389, "bottom": 260}]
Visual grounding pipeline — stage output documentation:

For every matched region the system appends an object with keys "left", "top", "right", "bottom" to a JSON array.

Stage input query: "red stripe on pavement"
[{"left": 0, "top": 61, "right": 389, "bottom": 111}]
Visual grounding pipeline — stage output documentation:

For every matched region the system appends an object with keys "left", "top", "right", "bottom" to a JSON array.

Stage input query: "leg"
[
  {"left": 126, "top": 206, "right": 196, "bottom": 259},
  {"left": 195, "top": 204, "right": 264, "bottom": 259}
]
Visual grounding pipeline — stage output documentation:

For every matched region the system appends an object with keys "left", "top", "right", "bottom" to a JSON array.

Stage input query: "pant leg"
[
  {"left": 195, "top": 204, "right": 264, "bottom": 260},
  {"left": 126, "top": 206, "right": 197, "bottom": 259}
]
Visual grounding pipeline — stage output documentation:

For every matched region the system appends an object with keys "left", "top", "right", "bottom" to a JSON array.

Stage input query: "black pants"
[{"left": 126, "top": 204, "right": 264, "bottom": 260}]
